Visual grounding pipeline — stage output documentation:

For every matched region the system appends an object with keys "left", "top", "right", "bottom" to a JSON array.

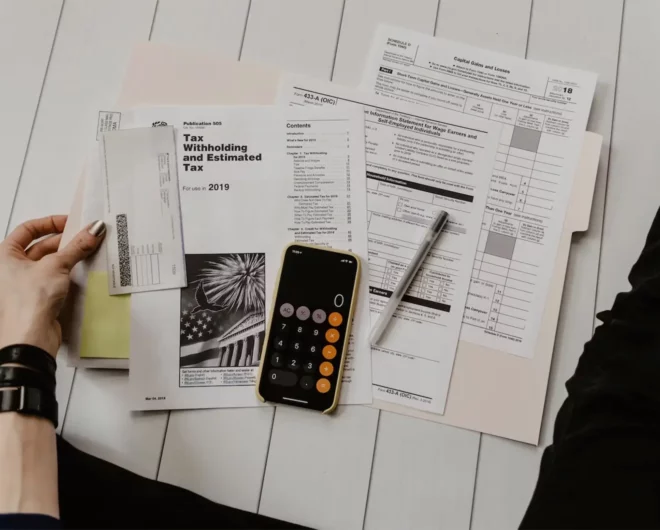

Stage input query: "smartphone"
[{"left": 256, "top": 243, "right": 360, "bottom": 413}]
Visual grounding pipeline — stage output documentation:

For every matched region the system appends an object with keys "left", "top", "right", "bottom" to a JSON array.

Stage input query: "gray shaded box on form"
[
  {"left": 511, "top": 126, "right": 541, "bottom": 152},
  {"left": 484, "top": 232, "right": 516, "bottom": 260}
]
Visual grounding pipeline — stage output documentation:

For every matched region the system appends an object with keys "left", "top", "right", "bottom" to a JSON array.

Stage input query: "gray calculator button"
[
  {"left": 271, "top": 354, "right": 284, "bottom": 368},
  {"left": 296, "top": 306, "right": 310, "bottom": 321},
  {"left": 280, "top": 303, "right": 294, "bottom": 318},
  {"left": 268, "top": 369, "right": 297, "bottom": 387},
  {"left": 300, "top": 376, "right": 314, "bottom": 390},
  {"left": 303, "top": 360, "right": 316, "bottom": 373},
  {"left": 312, "top": 309, "right": 326, "bottom": 324}
]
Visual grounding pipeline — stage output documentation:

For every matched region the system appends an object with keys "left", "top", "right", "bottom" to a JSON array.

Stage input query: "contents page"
[
  {"left": 361, "top": 25, "right": 597, "bottom": 358},
  {"left": 125, "top": 106, "right": 371, "bottom": 410},
  {"left": 279, "top": 78, "right": 500, "bottom": 413}
]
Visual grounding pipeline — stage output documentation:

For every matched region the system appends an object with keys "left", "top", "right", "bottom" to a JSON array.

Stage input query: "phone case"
[{"left": 255, "top": 243, "right": 361, "bottom": 413}]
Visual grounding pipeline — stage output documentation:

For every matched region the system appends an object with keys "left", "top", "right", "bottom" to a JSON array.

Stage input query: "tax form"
[
  {"left": 126, "top": 106, "right": 372, "bottom": 410},
  {"left": 362, "top": 26, "right": 597, "bottom": 358},
  {"left": 278, "top": 78, "right": 500, "bottom": 413}
]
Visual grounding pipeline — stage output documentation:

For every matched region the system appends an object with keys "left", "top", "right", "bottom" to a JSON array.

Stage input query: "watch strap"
[
  {"left": 0, "top": 366, "right": 55, "bottom": 394},
  {"left": 0, "top": 387, "right": 58, "bottom": 428},
  {"left": 0, "top": 345, "right": 56, "bottom": 376}
]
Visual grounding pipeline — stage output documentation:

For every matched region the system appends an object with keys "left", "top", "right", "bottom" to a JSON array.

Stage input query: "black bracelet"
[
  {"left": 0, "top": 366, "right": 55, "bottom": 394},
  {"left": 0, "top": 345, "right": 56, "bottom": 377},
  {"left": 0, "top": 387, "right": 58, "bottom": 428}
]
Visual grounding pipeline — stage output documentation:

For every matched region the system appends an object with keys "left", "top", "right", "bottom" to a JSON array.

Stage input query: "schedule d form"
[
  {"left": 362, "top": 26, "right": 597, "bottom": 358},
  {"left": 279, "top": 77, "right": 500, "bottom": 413}
]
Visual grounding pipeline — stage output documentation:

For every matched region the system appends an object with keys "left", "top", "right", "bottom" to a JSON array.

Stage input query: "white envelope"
[{"left": 100, "top": 126, "right": 186, "bottom": 295}]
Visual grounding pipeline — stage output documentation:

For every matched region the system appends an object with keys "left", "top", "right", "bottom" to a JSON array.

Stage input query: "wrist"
[
  {"left": 0, "top": 338, "right": 56, "bottom": 359},
  {"left": 0, "top": 304, "right": 58, "bottom": 358},
  {"left": 0, "top": 322, "right": 58, "bottom": 359}
]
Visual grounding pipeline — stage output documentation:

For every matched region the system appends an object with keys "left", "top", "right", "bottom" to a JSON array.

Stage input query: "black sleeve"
[
  {"left": 521, "top": 207, "right": 660, "bottom": 529},
  {"left": 56, "top": 436, "right": 309, "bottom": 529},
  {"left": 0, "top": 514, "right": 59, "bottom": 529}
]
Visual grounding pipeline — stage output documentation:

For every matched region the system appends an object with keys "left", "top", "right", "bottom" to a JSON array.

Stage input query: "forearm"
[
  {"left": 0, "top": 411, "right": 58, "bottom": 518},
  {"left": 0, "top": 216, "right": 105, "bottom": 523}
]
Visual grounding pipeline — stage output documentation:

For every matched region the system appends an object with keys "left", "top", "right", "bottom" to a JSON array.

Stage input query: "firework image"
[{"left": 179, "top": 253, "right": 266, "bottom": 371}]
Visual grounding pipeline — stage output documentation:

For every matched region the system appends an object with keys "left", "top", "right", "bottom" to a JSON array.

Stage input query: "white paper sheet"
[
  {"left": 127, "top": 105, "right": 372, "bottom": 410},
  {"left": 278, "top": 77, "right": 500, "bottom": 413},
  {"left": 100, "top": 126, "right": 187, "bottom": 295},
  {"left": 361, "top": 25, "right": 597, "bottom": 358}
]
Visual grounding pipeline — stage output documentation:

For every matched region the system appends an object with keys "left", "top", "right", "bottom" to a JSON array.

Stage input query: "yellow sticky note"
[{"left": 79, "top": 271, "right": 131, "bottom": 359}]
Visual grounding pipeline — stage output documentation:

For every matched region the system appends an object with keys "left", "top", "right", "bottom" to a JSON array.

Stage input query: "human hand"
[{"left": 0, "top": 216, "right": 105, "bottom": 358}]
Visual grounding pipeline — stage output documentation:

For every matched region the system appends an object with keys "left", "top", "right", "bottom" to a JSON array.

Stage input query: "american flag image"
[
  {"left": 179, "top": 253, "right": 265, "bottom": 367},
  {"left": 180, "top": 300, "right": 223, "bottom": 348}
]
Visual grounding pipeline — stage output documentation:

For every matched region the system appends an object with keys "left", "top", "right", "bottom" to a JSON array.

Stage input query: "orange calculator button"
[
  {"left": 322, "top": 345, "right": 337, "bottom": 360},
  {"left": 325, "top": 329, "right": 340, "bottom": 343},
  {"left": 316, "top": 378, "right": 331, "bottom": 393},
  {"left": 319, "top": 362, "right": 334, "bottom": 377},
  {"left": 328, "top": 312, "right": 343, "bottom": 327}
]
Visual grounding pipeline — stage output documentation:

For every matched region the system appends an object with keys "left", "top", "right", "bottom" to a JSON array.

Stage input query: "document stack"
[{"left": 61, "top": 24, "right": 600, "bottom": 444}]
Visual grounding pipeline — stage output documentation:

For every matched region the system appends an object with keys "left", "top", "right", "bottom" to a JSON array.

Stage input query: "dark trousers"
[
  {"left": 521, "top": 206, "right": 660, "bottom": 528},
  {"left": 57, "top": 436, "right": 307, "bottom": 529}
]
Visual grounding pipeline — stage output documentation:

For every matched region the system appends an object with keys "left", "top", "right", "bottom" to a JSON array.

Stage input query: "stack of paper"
[{"left": 60, "top": 24, "right": 599, "bottom": 443}]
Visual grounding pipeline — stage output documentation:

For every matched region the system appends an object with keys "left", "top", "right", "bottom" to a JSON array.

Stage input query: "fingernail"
[{"left": 88, "top": 220, "right": 106, "bottom": 238}]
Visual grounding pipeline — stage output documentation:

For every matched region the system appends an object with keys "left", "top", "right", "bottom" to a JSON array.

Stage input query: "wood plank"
[
  {"left": 242, "top": 3, "right": 378, "bottom": 527},
  {"left": 0, "top": 0, "right": 70, "bottom": 430},
  {"left": 471, "top": 1, "right": 624, "bottom": 528},
  {"left": 332, "top": 0, "right": 439, "bottom": 85},
  {"left": 8, "top": 0, "right": 161, "bottom": 471},
  {"left": 356, "top": 3, "right": 535, "bottom": 529},
  {"left": 260, "top": 406, "right": 378, "bottom": 529},
  {"left": 63, "top": 370, "right": 168, "bottom": 477},
  {"left": 151, "top": 0, "right": 277, "bottom": 512},
  {"left": 240, "top": 0, "right": 344, "bottom": 77},
  {"left": 9, "top": 0, "right": 156, "bottom": 228},
  {"left": 435, "top": 0, "right": 532, "bottom": 57},
  {"left": 365, "top": 413, "right": 479, "bottom": 530},
  {"left": 158, "top": 408, "right": 275, "bottom": 511},
  {"left": 341, "top": 2, "right": 483, "bottom": 528},
  {"left": 596, "top": 0, "right": 660, "bottom": 313},
  {"left": 150, "top": 0, "right": 249, "bottom": 57},
  {"left": 0, "top": 0, "right": 62, "bottom": 237},
  {"left": 530, "top": 0, "right": 623, "bottom": 447}
]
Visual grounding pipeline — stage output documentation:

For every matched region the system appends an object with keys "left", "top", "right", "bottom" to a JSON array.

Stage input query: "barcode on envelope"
[{"left": 116, "top": 214, "right": 132, "bottom": 287}]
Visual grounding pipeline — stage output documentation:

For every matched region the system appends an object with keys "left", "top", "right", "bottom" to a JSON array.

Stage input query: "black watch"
[{"left": 0, "top": 387, "right": 58, "bottom": 428}]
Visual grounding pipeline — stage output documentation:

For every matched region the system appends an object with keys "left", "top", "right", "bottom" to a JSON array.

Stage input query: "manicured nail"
[{"left": 88, "top": 220, "right": 106, "bottom": 238}]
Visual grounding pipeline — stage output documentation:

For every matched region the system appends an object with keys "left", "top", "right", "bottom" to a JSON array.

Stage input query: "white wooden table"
[{"left": 2, "top": 0, "right": 653, "bottom": 527}]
